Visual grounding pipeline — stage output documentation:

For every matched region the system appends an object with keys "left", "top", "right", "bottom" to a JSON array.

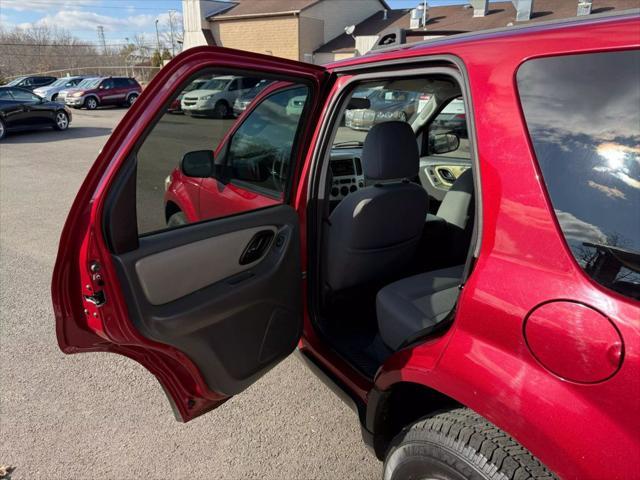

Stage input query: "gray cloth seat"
[
  {"left": 325, "top": 121, "right": 429, "bottom": 292},
  {"left": 428, "top": 169, "right": 475, "bottom": 265},
  {"left": 377, "top": 265, "right": 464, "bottom": 351}
]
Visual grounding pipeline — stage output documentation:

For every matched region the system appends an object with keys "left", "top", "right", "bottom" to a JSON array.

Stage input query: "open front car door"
[{"left": 52, "top": 47, "right": 330, "bottom": 421}]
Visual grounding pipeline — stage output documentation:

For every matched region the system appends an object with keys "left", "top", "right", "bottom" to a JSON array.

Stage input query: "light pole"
[
  {"left": 154, "top": 19, "right": 161, "bottom": 59},
  {"left": 168, "top": 10, "right": 177, "bottom": 57}
]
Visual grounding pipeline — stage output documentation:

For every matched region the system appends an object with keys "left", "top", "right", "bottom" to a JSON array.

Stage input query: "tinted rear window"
[{"left": 517, "top": 50, "right": 640, "bottom": 300}]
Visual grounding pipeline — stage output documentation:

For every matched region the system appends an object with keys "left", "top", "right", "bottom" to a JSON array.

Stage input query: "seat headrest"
[{"left": 361, "top": 121, "right": 419, "bottom": 180}]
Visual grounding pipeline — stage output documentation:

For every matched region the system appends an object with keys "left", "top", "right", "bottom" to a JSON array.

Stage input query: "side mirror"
[
  {"left": 181, "top": 150, "right": 215, "bottom": 178},
  {"left": 430, "top": 132, "right": 460, "bottom": 155}
]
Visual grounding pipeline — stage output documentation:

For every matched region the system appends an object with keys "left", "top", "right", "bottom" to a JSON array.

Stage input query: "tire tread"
[{"left": 387, "top": 408, "right": 557, "bottom": 480}]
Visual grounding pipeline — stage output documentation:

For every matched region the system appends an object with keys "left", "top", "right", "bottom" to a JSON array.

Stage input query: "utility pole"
[
  {"left": 97, "top": 25, "right": 107, "bottom": 54},
  {"left": 168, "top": 10, "right": 177, "bottom": 57}
]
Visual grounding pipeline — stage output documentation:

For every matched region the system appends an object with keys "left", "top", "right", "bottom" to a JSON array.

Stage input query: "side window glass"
[
  {"left": 10, "top": 89, "right": 39, "bottom": 101},
  {"left": 518, "top": 50, "right": 640, "bottom": 300},
  {"left": 427, "top": 97, "right": 469, "bottom": 159},
  {"left": 101, "top": 80, "right": 113, "bottom": 90},
  {"left": 135, "top": 73, "right": 310, "bottom": 235},
  {"left": 228, "top": 79, "right": 239, "bottom": 92},
  {"left": 226, "top": 86, "right": 309, "bottom": 195}
]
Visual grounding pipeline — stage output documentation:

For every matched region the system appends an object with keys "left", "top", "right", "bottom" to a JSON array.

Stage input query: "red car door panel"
[{"left": 52, "top": 46, "right": 329, "bottom": 421}]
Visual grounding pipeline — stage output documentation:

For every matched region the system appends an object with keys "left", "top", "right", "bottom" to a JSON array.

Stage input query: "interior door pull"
[{"left": 239, "top": 230, "right": 275, "bottom": 265}]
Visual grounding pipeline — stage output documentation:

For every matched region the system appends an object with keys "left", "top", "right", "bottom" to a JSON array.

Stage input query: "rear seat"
[{"left": 376, "top": 265, "right": 464, "bottom": 351}]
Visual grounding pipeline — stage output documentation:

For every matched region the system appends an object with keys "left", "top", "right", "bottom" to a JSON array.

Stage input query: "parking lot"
[{"left": 0, "top": 107, "right": 380, "bottom": 479}]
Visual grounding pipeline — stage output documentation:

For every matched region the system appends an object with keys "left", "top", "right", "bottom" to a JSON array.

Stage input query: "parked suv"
[
  {"left": 52, "top": 12, "right": 639, "bottom": 480},
  {"left": 3, "top": 75, "right": 57, "bottom": 91},
  {"left": 63, "top": 76, "right": 141, "bottom": 110},
  {"left": 33, "top": 76, "right": 86, "bottom": 102},
  {"left": 181, "top": 75, "right": 262, "bottom": 117}
]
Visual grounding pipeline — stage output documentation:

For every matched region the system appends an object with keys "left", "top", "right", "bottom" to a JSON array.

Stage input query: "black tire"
[
  {"left": 167, "top": 211, "right": 187, "bottom": 228},
  {"left": 84, "top": 97, "right": 98, "bottom": 110},
  {"left": 213, "top": 100, "right": 229, "bottom": 118},
  {"left": 53, "top": 110, "right": 70, "bottom": 131},
  {"left": 51, "top": 93, "right": 58, "bottom": 102},
  {"left": 383, "top": 408, "right": 557, "bottom": 480},
  {"left": 0, "top": 118, "right": 6, "bottom": 141},
  {"left": 126, "top": 93, "right": 139, "bottom": 107}
]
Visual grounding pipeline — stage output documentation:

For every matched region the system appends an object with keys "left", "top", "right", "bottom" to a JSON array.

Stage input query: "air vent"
[{"left": 354, "top": 157, "right": 363, "bottom": 175}]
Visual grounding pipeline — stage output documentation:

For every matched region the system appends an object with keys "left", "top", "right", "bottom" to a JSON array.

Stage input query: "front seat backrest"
[
  {"left": 325, "top": 121, "right": 429, "bottom": 292},
  {"left": 436, "top": 168, "right": 474, "bottom": 264},
  {"left": 436, "top": 168, "right": 474, "bottom": 229}
]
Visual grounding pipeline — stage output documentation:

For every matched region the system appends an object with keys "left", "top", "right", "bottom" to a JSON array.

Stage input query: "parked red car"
[
  {"left": 63, "top": 76, "right": 141, "bottom": 110},
  {"left": 53, "top": 12, "right": 639, "bottom": 480}
]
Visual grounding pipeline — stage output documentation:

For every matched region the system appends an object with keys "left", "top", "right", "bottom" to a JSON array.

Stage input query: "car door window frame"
[
  {"left": 305, "top": 60, "right": 483, "bottom": 340},
  {"left": 103, "top": 67, "right": 319, "bottom": 252}
]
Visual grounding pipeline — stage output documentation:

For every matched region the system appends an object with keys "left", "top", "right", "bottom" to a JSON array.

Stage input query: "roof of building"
[
  {"left": 208, "top": 0, "right": 390, "bottom": 20},
  {"left": 316, "top": 0, "right": 638, "bottom": 54}
]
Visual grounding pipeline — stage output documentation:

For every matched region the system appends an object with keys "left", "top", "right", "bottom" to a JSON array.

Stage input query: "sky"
[{"left": 0, "top": 0, "right": 469, "bottom": 44}]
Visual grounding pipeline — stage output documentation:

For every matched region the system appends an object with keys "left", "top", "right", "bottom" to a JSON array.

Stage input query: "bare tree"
[{"left": 160, "top": 10, "right": 183, "bottom": 58}]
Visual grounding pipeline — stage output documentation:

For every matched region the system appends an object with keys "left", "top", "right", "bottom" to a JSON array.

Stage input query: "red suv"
[
  {"left": 63, "top": 76, "right": 141, "bottom": 110},
  {"left": 53, "top": 12, "right": 639, "bottom": 480}
]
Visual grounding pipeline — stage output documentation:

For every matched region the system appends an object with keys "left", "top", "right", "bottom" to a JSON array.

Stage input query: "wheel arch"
[
  {"left": 85, "top": 94, "right": 100, "bottom": 104},
  {"left": 164, "top": 200, "right": 182, "bottom": 222},
  {"left": 366, "top": 381, "right": 461, "bottom": 460}
]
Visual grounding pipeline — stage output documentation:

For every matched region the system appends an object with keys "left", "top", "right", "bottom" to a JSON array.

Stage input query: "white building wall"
[
  {"left": 182, "top": 0, "right": 212, "bottom": 49},
  {"left": 302, "top": 0, "right": 383, "bottom": 43},
  {"left": 355, "top": 35, "right": 379, "bottom": 55}
]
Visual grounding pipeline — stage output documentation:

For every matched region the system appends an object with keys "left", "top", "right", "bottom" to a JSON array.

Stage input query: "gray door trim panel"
[
  {"left": 111, "top": 205, "right": 302, "bottom": 396},
  {"left": 135, "top": 225, "right": 277, "bottom": 305}
]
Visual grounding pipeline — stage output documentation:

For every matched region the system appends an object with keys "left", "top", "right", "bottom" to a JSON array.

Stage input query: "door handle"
[{"left": 239, "top": 230, "right": 275, "bottom": 265}]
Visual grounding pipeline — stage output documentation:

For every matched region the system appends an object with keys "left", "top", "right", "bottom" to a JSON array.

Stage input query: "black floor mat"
[{"left": 320, "top": 306, "right": 393, "bottom": 378}]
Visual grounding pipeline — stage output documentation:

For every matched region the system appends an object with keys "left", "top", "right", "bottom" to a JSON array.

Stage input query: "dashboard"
[
  {"left": 329, "top": 149, "right": 366, "bottom": 201},
  {"left": 328, "top": 147, "right": 471, "bottom": 204}
]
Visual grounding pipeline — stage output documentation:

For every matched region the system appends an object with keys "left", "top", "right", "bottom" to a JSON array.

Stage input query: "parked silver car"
[{"left": 33, "top": 76, "right": 87, "bottom": 102}]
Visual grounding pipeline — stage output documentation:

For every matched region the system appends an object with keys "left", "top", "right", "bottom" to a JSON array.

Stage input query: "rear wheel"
[
  {"left": 53, "top": 111, "right": 70, "bottom": 131},
  {"left": 0, "top": 118, "right": 6, "bottom": 140},
  {"left": 126, "top": 93, "right": 139, "bottom": 107},
  {"left": 84, "top": 97, "right": 98, "bottom": 110},
  {"left": 167, "top": 211, "right": 187, "bottom": 228},
  {"left": 213, "top": 101, "right": 229, "bottom": 118},
  {"left": 383, "top": 408, "right": 557, "bottom": 480}
]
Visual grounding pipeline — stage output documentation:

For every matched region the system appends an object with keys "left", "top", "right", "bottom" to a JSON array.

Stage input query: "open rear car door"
[{"left": 52, "top": 47, "right": 330, "bottom": 421}]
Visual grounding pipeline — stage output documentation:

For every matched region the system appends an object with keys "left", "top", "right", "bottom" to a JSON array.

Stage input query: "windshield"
[
  {"left": 5, "top": 77, "right": 26, "bottom": 86},
  {"left": 184, "top": 79, "right": 207, "bottom": 92},
  {"left": 76, "top": 78, "right": 101, "bottom": 89},
  {"left": 50, "top": 77, "right": 75, "bottom": 87},
  {"left": 201, "top": 78, "right": 231, "bottom": 91}
]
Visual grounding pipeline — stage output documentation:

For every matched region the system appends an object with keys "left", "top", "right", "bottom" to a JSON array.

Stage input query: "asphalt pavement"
[{"left": 0, "top": 107, "right": 380, "bottom": 479}]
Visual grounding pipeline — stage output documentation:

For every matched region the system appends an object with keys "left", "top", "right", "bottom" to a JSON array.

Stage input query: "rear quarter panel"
[{"left": 372, "top": 16, "right": 640, "bottom": 480}]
